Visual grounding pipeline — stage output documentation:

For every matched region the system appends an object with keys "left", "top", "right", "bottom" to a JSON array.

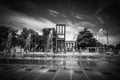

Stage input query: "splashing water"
[{"left": 45, "top": 29, "right": 53, "bottom": 53}]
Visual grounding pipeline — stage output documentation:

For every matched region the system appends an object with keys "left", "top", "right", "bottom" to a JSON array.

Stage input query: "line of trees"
[
  {"left": 0, "top": 26, "right": 120, "bottom": 53},
  {"left": 0, "top": 26, "right": 57, "bottom": 52}
]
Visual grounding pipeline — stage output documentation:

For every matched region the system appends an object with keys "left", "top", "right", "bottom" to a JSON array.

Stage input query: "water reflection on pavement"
[{"left": 0, "top": 54, "right": 120, "bottom": 80}]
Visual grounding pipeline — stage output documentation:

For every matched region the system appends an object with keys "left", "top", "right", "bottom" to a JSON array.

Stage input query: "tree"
[
  {"left": 0, "top": 26, "right": 20, "bottom": 52},
  {"left": 35, "top": 35, "right": 44, "bottom": 51},
  {"left": 20, "top": 28, "right": 29, "bottom": 48},
  {"left": 21, "top": 28, "right": 39, "bottom": 52},
  {"left": 10, "top": 29, "right": 19, "bottom": 48},
  {"left": 30, "top": 31, "right": 39, "bottom": 51},
  {"left": 0, "top": 26, "right": 12, "bottom": 51},
  {"left": 19, "top": 28, "right": 45, "bottom": 52},
  {"left": 108, "top": 45, "right": 115, "bottom": 49},
  {"left": 77, "top": 28, "right": 98, "bottom": 49},
  {"left": 116, "top": 42, "right": 120, "bottom": 50}
]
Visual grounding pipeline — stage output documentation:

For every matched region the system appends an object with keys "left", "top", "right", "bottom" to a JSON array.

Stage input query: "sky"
[{"left": 0, "top": 0, "right": 120, "bottom": 45}]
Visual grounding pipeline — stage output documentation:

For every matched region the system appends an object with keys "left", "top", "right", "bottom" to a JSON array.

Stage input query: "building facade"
[{"left": 65, "top": 41, "right": 76, "bottom": 52}]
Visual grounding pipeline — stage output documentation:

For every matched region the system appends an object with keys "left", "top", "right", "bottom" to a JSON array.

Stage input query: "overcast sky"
[{"left": 0, "top": 0, "right": 120, "bottom": 45}]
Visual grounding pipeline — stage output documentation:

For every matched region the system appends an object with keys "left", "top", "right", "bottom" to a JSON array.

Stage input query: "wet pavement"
[{"left": 0, "top": 53, "right": 120, "bottom": 80}]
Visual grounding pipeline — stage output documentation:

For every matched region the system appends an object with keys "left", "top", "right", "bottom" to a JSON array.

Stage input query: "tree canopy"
[
  {"left": 76, "top": 28, "right": 102, "bottom": 49},
  {"left": 0, "top": 26, "right": 11, "bottom": 51},
  {"left": 116, "top": 42, "right": 120, "bottom": 50},
  {"left": 0, "top": 25, "right": 57, "bottom": 52}
]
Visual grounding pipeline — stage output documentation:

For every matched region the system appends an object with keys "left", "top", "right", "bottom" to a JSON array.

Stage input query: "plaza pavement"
[{"left": 0, "top": 52, "right": 120, "bottom": 80}]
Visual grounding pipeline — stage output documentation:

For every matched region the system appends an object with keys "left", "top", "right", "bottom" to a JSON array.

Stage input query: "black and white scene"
[{"left": 0, "top": 0, "right": 120, "bottom": 80}]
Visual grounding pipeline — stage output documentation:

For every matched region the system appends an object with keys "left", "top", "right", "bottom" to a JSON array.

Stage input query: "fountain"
[
  {"left": 5, "top": 33, "right": 12, "bottom": 54},
  {"left": 45, "top": 29, "right": 53, "bottom": 55},
  {"left": 24, "top": 34, "right": 31, "bottom": 53}
]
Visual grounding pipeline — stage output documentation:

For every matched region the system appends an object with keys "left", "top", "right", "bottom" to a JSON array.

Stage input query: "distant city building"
[{"left": 65, "top": 41, "right": 76, "bottom": 52}]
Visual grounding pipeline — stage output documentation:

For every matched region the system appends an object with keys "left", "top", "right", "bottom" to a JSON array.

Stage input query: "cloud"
[
  {"left": 17, "top": 30, "right": 22, "bottom": 35},
  {"left": 73, "top": 13, "right": 84, "bottom": 20},
  {"left": 25, "top": 1, "right": 37, "bottom": 9},
  {"left": 95, "top": 35, "right": 119, "bottom": 45},
  {"left": 79, "top": 22, "right": 96, "bottom": 28},
  {"left": 12, "top": 16, "right": 56, "bottom": 31},
  {"left": 93, "top": 28, "right": 119, "bottom": 45},
  {"left": 95, "top": 16, "right": 104, "bottom": 24},
  {"left": 0, "top": 8, "right": 55, "bottom": 31},
  {"left": 0, "top": 8, "right": 56, "bottom": 33},
  {"left": 75, "top": 15, "right": 83, "bottom": 19},
  {"left": 48, "top": 9, "right": 59, "bottom": 17},
  {"left": 98, "top": 28, "right": 106, "bottom": 36},
  {"left": 64, "top": 20, "right": 85, "bottom": 41}
]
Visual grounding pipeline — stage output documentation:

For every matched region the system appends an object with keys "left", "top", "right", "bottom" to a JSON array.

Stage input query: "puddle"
[
  {"left": 84, "top": 67, "right": 93, "bottom": 71},
  {"left": 101, "top": 71, "right": 112, "bottom": 75},
  {"left": 74, "top": 70, "right": 82, "bottom": 74},
  {"left": 3, "top": 67, "right": 12, "bottom": 70},
  {"left": 25, "top": 67, "right": 33, "bottom": 71},
  {"left": 48, "top": 69, "right": 57, "bottom": 72},
  {"left": 21, "top": 65, "right": 28, "bottom": 68},
  {"left": 40, "top": 66, "right": 46, "bottom": 69},
  {"left": 31, "top": 65, "right": 39, "bottom": 68},
  {"left": 62, "top": 67, "right": 71, "bottom": 70}
]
